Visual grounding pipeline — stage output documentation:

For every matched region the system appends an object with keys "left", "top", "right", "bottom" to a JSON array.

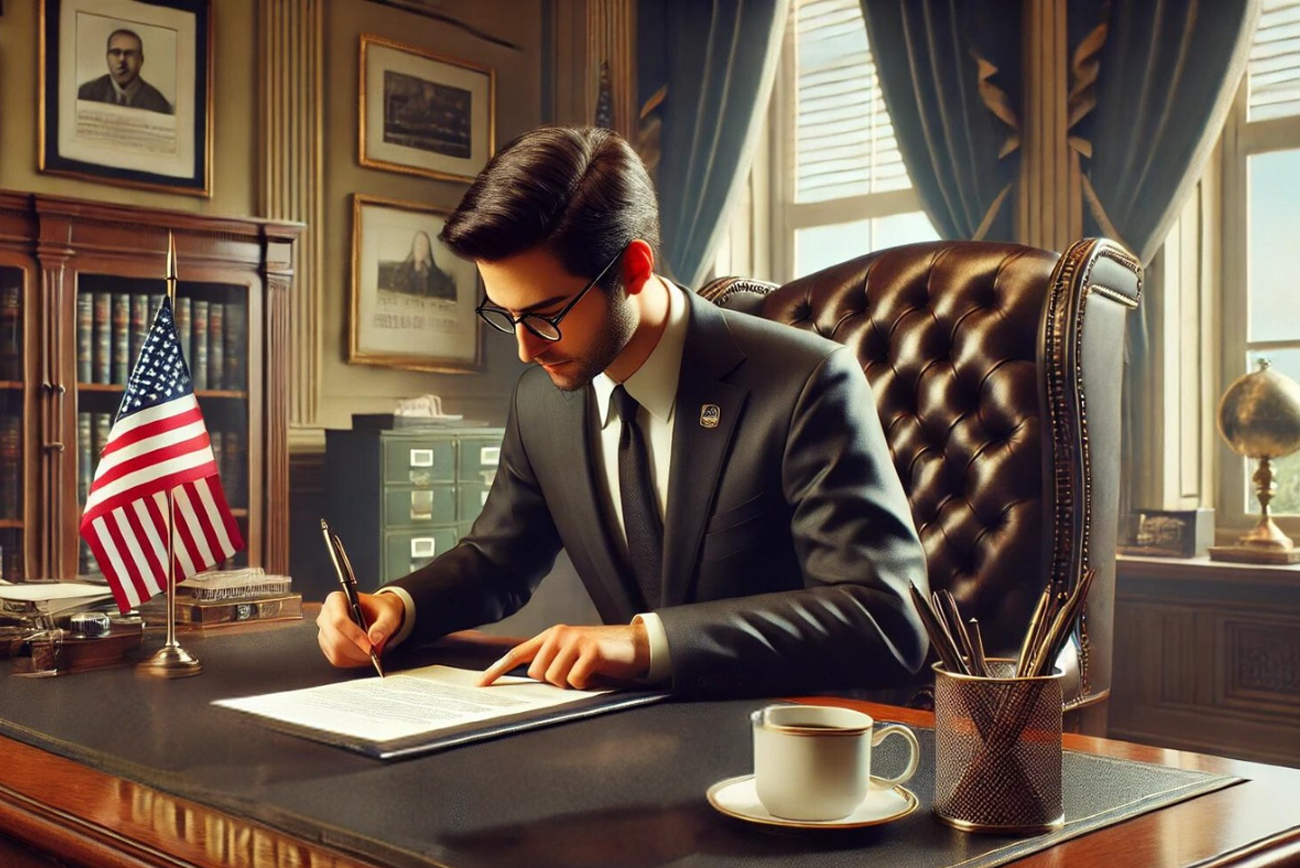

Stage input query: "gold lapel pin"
[{"left": 700, "top": 404, "right": 721, "bottom": 429}]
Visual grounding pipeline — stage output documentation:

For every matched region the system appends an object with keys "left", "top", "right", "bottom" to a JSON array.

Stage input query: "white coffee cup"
[{"left": 751, "top": 704, "right": 920, "bottom": 821}]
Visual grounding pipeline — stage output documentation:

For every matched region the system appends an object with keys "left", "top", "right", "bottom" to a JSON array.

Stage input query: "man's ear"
[{"left": 621, "top": 240, "right": 656, "bottom": 296}]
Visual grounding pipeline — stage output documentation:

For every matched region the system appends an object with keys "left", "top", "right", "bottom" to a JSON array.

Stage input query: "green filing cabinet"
[{"left": 325, "top": 427, "right": 505, "bottom": 590}]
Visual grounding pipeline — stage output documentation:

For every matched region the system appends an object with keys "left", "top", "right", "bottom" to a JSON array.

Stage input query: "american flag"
[{"left": 79, "top": 297, "right": 244, "bottom": 613}]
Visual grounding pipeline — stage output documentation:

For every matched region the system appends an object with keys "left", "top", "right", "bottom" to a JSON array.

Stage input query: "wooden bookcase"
[{"left": 0, "top": 192, "right": 298, "bottom": 582}]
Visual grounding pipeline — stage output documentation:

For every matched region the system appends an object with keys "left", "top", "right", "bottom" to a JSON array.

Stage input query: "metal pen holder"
[{"left": 933, "top": 659, "right": 1064, "bottom": 835}]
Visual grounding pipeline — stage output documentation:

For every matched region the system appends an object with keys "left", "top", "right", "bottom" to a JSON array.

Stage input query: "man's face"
[
  {"left": 478, "top": 246, "right": 635, "bottom": 392},
  {"left": 106, "top": 33, "right": 143, "bottom": 88}
]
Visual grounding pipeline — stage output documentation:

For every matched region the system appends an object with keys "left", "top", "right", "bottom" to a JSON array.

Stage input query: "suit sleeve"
[
  {"left": 655, "top": 347, "right": 929, "bottom": 697},
  {"left": 386, "top": 377, "right": 563, "bottom": 646}
]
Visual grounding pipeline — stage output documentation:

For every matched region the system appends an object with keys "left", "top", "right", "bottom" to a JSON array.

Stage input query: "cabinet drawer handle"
[
  {"left": 410, "top": 537, "right": 436, "bottom": 559},
  {"left": 409, "top": 448, "right": 434, "bottom": 467}
]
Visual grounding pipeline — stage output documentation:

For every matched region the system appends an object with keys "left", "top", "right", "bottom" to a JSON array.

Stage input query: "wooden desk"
[{"left": 2, "top": 696, "right": 1299, "bottom": 868}]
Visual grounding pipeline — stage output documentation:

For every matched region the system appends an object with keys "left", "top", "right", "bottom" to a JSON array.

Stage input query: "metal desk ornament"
[{"left": 137, "top": 235, "right": 202, "bottom": 678}]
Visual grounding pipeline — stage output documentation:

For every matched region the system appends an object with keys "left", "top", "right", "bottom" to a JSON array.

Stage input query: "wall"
[
  {"left": 0, "top": 0, "right": 258, "bottom": 216},
  {"left": 315, "top": 1, "right": 545, "bottom": 433}
]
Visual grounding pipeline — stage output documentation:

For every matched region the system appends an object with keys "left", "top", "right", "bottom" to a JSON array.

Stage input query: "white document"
[{"left": 214, "top": 665, "right": 612, "bottom": 745}]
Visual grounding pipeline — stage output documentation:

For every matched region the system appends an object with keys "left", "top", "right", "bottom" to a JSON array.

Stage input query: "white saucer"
[{"left": 706, "top": 774, "right": 918, "bottom": 830}]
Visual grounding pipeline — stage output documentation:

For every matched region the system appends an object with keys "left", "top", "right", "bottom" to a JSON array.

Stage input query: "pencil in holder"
[{"left": 933, "top": 659, "right": 1064, "bottom": 834}]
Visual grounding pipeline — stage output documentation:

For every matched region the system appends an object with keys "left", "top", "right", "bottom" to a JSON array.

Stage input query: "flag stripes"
[{"left": 79, "top": 297, "right": 244, "bottom": 614}]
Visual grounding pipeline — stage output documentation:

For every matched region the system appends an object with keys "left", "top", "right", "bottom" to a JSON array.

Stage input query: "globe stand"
[{"left": 1209, "top": 456, "right": 1300, "bottom": 564}]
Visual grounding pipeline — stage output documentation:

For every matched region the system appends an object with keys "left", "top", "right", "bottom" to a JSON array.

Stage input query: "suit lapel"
[
  {"left": 549, "top": 386, "right": 646, "bottom": 617},
  {"left": 661, "top": 291, "right": 748, "bottom": 607}
]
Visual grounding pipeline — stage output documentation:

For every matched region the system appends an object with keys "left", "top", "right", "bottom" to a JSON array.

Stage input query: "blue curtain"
[
  {"left": 860, "top": 0, "right": 1023, "bottom": 241},
  {"left": 638, "top": 0, "right": 789, "bottom": 288},
  {"left": 1069, "top": 0, "right": 1260, "bottom": 513}
]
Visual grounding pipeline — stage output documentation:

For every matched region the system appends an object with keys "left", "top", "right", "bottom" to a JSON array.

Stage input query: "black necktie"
[{"left": 612, "top": 385, "right": 663, "bottom": 608}]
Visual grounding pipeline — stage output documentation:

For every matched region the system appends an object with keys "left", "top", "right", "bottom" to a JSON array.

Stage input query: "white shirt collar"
[{"left": 593, "top": 278, "right": 688, "bottom": 428}]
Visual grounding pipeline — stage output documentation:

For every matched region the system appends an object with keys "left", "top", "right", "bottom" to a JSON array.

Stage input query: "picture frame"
[
  {"left": 350, "top": 194, "right": 483, "bottom": 373},
  {"left": 359, "top": 33, "right": 495, "bottom": 183},
  {"left": 39, "top": 0, "right": 211, "bottom": 196}
]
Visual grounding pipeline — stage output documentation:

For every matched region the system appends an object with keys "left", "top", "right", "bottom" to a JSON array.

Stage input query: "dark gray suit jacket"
[
  {"left": 391, "top": 288, "right": 928, "bottom": 696},
  {"left": 78, "top": 75, "right": 173, "bottom": 115}
]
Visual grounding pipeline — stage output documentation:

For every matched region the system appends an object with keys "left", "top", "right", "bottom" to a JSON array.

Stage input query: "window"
[
  {"left": 712, "top": 0, "right": 938, "bottom": 284},
  {"left": 779, "top": 0, "right": 937, "bottom": 279},
  {"left": 1222, "top": 0, "right": 1300, "bottom": 522}
]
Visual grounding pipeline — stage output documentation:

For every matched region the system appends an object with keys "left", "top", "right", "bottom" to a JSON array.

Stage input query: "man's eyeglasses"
[{"left": 476, "top": 245, "right": 627, "bottom": 342}]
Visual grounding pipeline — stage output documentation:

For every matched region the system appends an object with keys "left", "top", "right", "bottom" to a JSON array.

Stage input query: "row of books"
[
  {"left": 139, "top": 567, "right": 302, "bottom": 628},
  {"left": 0, "top": 416, "right": 19, "bottom": 520},
  {"left": 75, "top": 292, "right": 247, "bottom": 391},
  {"left": 76, "top": 413, "right": 246, "bottom": 510},
  {"left": 0, "top": 284, "right": 20, "bottom": 381}
]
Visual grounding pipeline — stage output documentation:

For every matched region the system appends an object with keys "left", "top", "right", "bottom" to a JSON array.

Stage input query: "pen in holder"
[{"left": 933, "top": 659, "right": 1064, "bottom": 834}]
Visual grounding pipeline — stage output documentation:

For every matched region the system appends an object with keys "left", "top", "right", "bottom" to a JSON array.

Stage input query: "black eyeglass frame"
[{"left": 475, "top": 244, "right": 628, "bottom": 342}]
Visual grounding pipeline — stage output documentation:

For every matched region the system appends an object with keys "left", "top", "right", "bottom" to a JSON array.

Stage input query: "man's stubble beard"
[{"left": 544, "top": 287, "right": 637, "bottom": 392}]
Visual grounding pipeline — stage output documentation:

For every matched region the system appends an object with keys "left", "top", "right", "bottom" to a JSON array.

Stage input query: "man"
[
  {"left": 317, "top": 126, "right": 928, "bottom": 697},
  {"left": 78, "top": 29, "right": 173, "bottom": 115}
]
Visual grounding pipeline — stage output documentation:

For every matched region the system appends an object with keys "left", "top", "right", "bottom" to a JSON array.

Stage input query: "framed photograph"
[
  {"left": 39, "top": 0, "right": 211, "bottom": 196},
  {"left": 359, "top": 33, "right": 495, "bottom": 183},
  {"left": 350, "top": 194, "right": 483, "bottom": 373}
]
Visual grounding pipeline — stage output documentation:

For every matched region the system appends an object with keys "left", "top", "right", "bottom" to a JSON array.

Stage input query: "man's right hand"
[{"left": 316, "top": 590, "right": 405, "bottom": 669}]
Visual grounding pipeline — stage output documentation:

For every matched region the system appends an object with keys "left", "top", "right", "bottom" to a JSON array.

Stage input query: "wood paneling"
[{"left": 1111, "top": 555, "right": 1300, "bottom": 768}]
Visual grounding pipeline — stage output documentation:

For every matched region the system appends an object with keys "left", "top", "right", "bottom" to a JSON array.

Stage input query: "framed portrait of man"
[
  {"left": 359, "top": 34, "right": 495, "bottom": 182},
  {"left": 40, "top": 0, "right": 211, "bottom": 196},
  {"left": 350, "top": 194, "right": 483, "bottom": 373}
]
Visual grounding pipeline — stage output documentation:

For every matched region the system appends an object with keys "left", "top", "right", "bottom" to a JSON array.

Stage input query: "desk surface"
[{"left": 1, "top": 620, "right": 1299, "bottom": 868}]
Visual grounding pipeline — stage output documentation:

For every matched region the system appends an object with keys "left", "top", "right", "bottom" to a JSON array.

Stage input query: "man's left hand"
[{"left": 477, "top": 623, "right": 650, "bottom": 689}]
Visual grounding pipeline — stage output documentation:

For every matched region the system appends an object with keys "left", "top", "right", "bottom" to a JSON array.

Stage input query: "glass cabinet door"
[
  {"left": 0, "top": 266, "right": 24, "bottom": 581},
  {"left": 74, "top": 275, "right": 250, "bottom": 575}
]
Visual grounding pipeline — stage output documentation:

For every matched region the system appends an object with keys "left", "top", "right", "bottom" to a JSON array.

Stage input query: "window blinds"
[
  {"left": 1249, "top": 0, "right": 1300, "bottom": 122},
  {"left": 794, "top": 0, "right": 911, "bottom": 203}
]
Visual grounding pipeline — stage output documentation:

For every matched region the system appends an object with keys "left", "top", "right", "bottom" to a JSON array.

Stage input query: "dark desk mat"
[{"left": 0, "top": 620, "right": 1241, "bottom": 868}]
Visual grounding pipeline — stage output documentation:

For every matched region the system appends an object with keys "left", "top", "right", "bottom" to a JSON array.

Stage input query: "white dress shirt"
[{"left": 383, "top": 278, "right": 688, "bottom": 683}]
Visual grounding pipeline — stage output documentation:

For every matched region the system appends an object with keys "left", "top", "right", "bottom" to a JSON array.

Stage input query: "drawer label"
[{"left": 410, "top": 537, "right": 436, "bottom": 559}]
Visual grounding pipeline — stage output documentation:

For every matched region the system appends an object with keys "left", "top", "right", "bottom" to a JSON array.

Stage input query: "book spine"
[
  {"left": 0, "top": 416, "right": 20, "bottom": 520},
  {"left": 0, "top": 283, "right": 22, "bottom": 382},
  {"left": 223, "top": 429, "right": 243, "bottom": 507},
  {"left": 175, "top": 296, "right": 193, "bottom": 370},
  {"left": 172, "top": 595, "right": 303, "bottom": 626},
  {"left": 92, "top": 292, "right": 112, "bottom": 384},
  {"left": 129, "top": 294, "right": 149, "bottom": 381},
  {"left": 111, "top": 293, "right": 130, "bottom": 385},
  {"left": 224, "top": 300, "right": 245, "bottom": 391},
  {"left": 210, "top": 431, "right": 224, "bottom": 487},
  {"left": 191, "top": 299, "right": 209, "bottom": 390},
  {"left": 92, "top": 412, "right": 112, "bottom": 463},
  {"left": 209, "top": 301, "right": 225, "bottom": 390},
  {"left": 76, "top": 292, "right": 93, "bottom": 383},
  {"left": 78, "top": 412, "right": 93, "bottom": 506}
]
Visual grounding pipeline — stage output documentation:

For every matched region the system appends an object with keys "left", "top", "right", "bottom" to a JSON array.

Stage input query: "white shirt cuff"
[
  {"left": 632, "top": 612, "right": 672, "bottom": 684},
  {"left": 376, "top": 586, "right": 416, "bottom": 647}
]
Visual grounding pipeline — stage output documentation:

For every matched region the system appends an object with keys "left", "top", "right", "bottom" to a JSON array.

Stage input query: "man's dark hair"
[
  {"left": 106, "top": 29, "right": 144, "bottom": 51},
  {"left": 439, "top": 126, "right": 661, "bottom": 290}
]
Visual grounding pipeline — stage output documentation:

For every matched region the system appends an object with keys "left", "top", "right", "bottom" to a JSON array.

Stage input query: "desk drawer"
[
  {"left": 384, "top": 440, "right": 455, "bottom": 486},
  {"left": 382, "top": 528, "right": 458, "bottom": 584},
  {"left": 458, "top": 438, "right": 501, "bottom": 483},
  {"left": 383, "top": 485, "right": 456, "bottom": 527}
]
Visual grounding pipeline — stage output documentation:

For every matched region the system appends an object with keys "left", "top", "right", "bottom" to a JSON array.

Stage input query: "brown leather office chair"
[{"left": 701, "top": 238, "right": 1142, "bottom": 733}]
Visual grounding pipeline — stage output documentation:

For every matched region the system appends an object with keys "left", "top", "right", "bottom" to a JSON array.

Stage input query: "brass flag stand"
[{"left": 138, "top": 234, "right": 202, "bottom": 678}]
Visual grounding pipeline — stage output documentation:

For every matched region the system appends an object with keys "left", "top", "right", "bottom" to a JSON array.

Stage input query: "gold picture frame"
[
  {"left": 359, "top": 33, "right": 496, "bottom": 183},
  {"left": 350, "top": 194, "right": 483, "bottom": 373},
  {"left": 39, "top": 0, "right": 212, "bottom": 196}
]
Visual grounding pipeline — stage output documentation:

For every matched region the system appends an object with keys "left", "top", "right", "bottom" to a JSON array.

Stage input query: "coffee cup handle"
[{"left": 870, "top": 725, "right": 920, "bottom": 788}]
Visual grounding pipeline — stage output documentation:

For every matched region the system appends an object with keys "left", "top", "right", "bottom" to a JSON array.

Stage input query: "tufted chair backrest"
[{"left": 701, "top": 239, "right": 1142, "bottom": 729}]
